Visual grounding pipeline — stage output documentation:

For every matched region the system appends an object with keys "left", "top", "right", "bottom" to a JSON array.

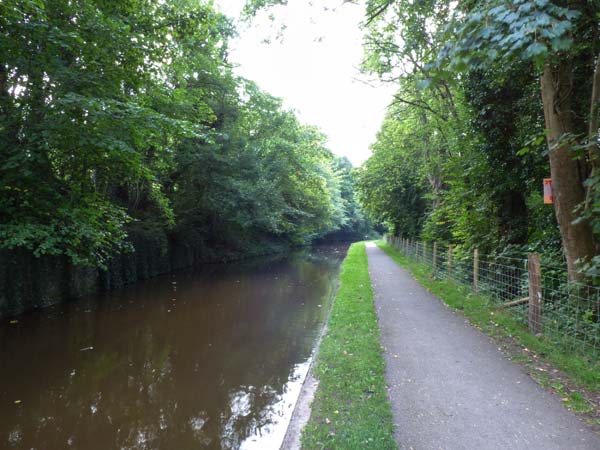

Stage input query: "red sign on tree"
[{"left": 543, "top": 178, "right": 553, "bottom": 204}]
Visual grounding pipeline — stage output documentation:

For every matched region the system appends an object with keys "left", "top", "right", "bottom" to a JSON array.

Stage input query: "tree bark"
[
  {"left": 584, "top": 53, "right": 600, "bottom": 211},
  {"left": 541, "top": 63, "right": 597, "bottom": 281},
  {"left": 588, "top": 54, "right": 600, "bottom": 158}
]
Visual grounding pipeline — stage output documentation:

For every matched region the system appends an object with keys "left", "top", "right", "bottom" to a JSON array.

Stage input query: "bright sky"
[{"left": 217, "top": 0, "right": 396, "bottom": 166}]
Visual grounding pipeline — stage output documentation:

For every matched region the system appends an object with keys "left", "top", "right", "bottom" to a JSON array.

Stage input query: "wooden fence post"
[
  {"left": 448, "top": 245, "right": 453, "bottom": 275},
  {"left": 528, "top": 253, "right": 543, "bottom": 334},
  {"left": 473, "top": 248, "right": 479, "bottom": 292},
  {"left": 424, "top": 241, "right": 428, "bottom": 265},
  {"left": 433, "top": 242, "right": 438, "bottom": 274}
]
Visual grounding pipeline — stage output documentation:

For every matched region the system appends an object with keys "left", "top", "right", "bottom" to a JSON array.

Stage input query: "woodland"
[
  {"left": 0, "top": 0, "right": 371, "bottom": 271},
  {"left": 351, "top": 0, "right": 600, "bottom": 281},
  {"left": 3, "top": 0, "right": 600, "bottom": 283}
]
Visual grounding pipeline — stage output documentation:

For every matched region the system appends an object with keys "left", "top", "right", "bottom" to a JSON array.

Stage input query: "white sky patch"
[{"left": 217, "top": 0, "right": 396, "bottom": 166}]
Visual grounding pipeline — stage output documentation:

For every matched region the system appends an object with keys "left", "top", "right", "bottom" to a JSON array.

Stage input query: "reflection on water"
[{"left": 0, "top": 245, "right": 348, "bottom": 450}]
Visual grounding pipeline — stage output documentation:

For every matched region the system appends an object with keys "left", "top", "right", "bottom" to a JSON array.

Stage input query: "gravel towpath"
[{"left": 366, "top": 242, "right": 600, "bottom": 450}]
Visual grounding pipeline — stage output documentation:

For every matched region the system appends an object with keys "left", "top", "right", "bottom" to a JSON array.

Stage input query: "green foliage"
[
  {"left": 0, "top": 0, "right": 364, "bottom": 266},
  {"left": 357, "top": 0, "right": 565, "bottom": 258},
  {"left": 319, "top": 157, "right": 375, "bottom": 241},
  {"left": 0, "top": 198, "right": 131, "bottom": 266},
  {"left": 437, "top": 0, "right": 581, "bottom": 70},
  {"left": 0, "top": 0, "right": 223, "bottom": 264},
  {"left": 241, "top": 0, "right": 288, "bottom": 18},
  {"left": 356, "top": 110, "right": 428, "bottom": 237}
]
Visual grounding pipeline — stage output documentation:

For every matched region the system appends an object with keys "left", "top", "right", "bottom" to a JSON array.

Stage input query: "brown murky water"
[{"left": 0, "top": 245, "right": 348, "bottom": 450}]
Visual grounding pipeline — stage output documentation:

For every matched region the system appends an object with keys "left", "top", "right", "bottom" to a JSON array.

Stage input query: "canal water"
[{"left": 0, "top": 244, "right": 348, "bottom": 450}]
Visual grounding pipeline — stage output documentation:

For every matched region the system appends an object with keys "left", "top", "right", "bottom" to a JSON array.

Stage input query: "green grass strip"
[
  {"left": 376, "top": 240, "right": 600, "bottom": 396},
  {"left": 301, "top": 242, "right": 396, "bottom": 450}
]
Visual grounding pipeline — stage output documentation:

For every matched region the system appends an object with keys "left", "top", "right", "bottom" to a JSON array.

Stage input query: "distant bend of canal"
[{"left": 0, "top": 244, "right": 349, "bottom": 450}]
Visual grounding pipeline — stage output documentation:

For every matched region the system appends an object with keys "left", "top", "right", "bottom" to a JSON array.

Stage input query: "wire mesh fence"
[{"left": 384, "top": 235, "right": 600, "bottom": 359}]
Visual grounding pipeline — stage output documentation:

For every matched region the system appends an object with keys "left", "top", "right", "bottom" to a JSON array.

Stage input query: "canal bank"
[
  {"left": 299, "top": 242, "right": 396, "bottom": 449},
  {"left": 0, "top": 232, "right": 292, "bottom": 319}
]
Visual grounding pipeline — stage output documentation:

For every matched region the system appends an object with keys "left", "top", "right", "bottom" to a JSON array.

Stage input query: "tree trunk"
[
  {"left": 541, "top": 63, "right": 597, "bottom": 281},
  {"left": 585, "top": 53, "right": 600, "bottom": 208}
]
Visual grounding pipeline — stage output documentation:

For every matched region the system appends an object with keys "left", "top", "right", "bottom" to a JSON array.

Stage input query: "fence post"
[
  {"left": 528, "top": 253, "right": 543, "bottom": 334},
  {"left": 424, "top": 241, "right": 428, "bottom": 264},
  {"left": 473, "top": 248, "right": 479, "bottom": 292},
  {"left": 448, "top": 245, "right": 453, "bottom": 276},
  {"left": 433, "top": 242, "right": 438, "bottom": 274}
]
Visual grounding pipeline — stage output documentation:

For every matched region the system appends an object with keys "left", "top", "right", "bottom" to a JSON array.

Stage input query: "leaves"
[
  {"left": 0, "top": 0, "right": 367, "bottom": 265},
  {"left": 437, "top": 1, "right": 581, "bottom": 71},
  {"left": 358, "top": 0, "right": 562, "bottom": 252}
]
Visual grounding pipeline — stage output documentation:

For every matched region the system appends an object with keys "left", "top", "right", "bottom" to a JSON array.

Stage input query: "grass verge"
[
  {"left": 301, "top": 242, "right": 396, "bottom": 449},
  {"left": 376, "top": 240, "right": 600, "bottom": 425}
]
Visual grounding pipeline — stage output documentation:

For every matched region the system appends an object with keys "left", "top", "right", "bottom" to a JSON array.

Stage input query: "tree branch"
[
  {"left": 365, "top": 1, "right": 392, "bottom": 25},
  {"left": 390, "top": 95, "right": 447, "bottom": 122},
  {"left": 588, "top": 53, "right": 600, "bottom": 167}
]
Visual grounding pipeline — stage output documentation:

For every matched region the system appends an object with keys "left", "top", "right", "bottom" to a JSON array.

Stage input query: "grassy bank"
[
  {"left": 376, "top": 240, "right": 600, "bottom": 421},
  {"left": 301, "top": 242, "right": 396, "bottom": 449}
]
